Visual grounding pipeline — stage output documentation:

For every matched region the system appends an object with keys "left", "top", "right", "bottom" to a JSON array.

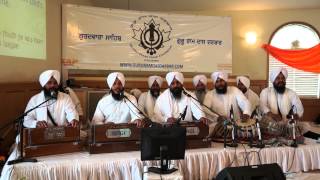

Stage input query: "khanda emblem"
[{"left": 132, "top": 18, "right": 171, "bottom": 56}]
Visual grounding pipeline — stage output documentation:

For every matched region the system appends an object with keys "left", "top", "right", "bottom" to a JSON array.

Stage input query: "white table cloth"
[{"left": 1, "top": 138, "right": 320, "bottom": 180}]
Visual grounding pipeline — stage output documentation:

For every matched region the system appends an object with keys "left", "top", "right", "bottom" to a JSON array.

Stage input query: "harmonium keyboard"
[
  {"left": 89, "top": 123, "right": 141, "bottom": 154},
  {"left": 22, "top": 126, "right": 82, "bottom": 158},
  {"left": 180, "top": 122, "right": 211, "bottom": 149}
]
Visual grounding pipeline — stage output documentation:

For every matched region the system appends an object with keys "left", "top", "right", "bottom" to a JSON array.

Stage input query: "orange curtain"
[{"left": 262, "top": 44, "right": 320, "bottom": 73}]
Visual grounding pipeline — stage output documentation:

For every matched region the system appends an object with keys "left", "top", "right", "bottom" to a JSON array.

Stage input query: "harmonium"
[
  {"left": 89, "top": 123, "right": 141, "bottom": 154},
  {"left": 180, "top": 122, "right": 211, "bottom": 149},
  {"left": 22, "top": 126, "right": 83, "bottom": 158}
]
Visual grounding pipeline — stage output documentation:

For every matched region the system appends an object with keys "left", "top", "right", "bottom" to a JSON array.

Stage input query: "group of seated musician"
[{"left": 23, "top": 67, "right": 304, "bottom": 141}]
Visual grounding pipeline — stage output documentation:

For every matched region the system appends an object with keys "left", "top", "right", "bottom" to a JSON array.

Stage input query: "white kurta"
[
  {"left": 193, "top": 90, "right": 218, "bottom": 121},
  {"left": 153, "top": 89, "right": 205, "bottom": 123},
  {"left": 259, "top": 87, "right": 304, "bottom": 120},
  {"left": 92, "top": 92, "right": 142, "bottom": 124},
  {"left": 203, "top": 86, "right": 251, "bottom": 121},
  {"left": 66, "top": 87, "right": 83, "bottom": 116},
  {"left": 23, "top": 91, "right": 79, "bottom": 128},
  {"left": 138, "top": 91, "right": 157, "bottom": 120},
  {"left": 244, "top": 89, "right": 260, "bottom": 113}
]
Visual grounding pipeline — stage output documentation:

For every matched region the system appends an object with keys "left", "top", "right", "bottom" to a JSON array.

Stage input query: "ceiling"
[{"left": 124, "top": 0, "right": 320, "bottom": 11}]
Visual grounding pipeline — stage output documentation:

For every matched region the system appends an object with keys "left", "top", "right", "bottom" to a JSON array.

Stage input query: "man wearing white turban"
[
  {"left": 153, "top": 72, "right": 208, "bottom": 124},
  {"left": 260, "top": 67, "right": 303, "bottom": 122},
  {"left": 92, "top": 72, "right": 144, "bottom": 126},
  {"left": 192, "top": 74, "right": 208, "bottom": 104},
  {"left": 23, "top": 70, "right": 79, "bottom": 128},
  {"left": 203, "top": 71, "right": 251, "bottom": 122},
  {"left": 138, "top": 76, "right": 163, "bottom": 120},
  {"left": 236, "top": 76, "right": 260, "bottom": 117},
  {"left": 130, "top": 89, "right": 142, "bottom": 100}
]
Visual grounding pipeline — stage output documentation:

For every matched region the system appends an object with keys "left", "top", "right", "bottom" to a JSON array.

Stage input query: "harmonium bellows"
[
  {"left": 89, "top": 123, "right": 141, "bottom": 154},
  {"left": 23, "top": 126, "right": 83, "bottom": 158},
  {"left": 180, "top": 122, "right": 211, "bottom": 149}
]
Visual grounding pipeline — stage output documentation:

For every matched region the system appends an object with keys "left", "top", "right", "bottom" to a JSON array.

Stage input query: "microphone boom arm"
[{"left": 183, "top": 89, "right": 219, "bottom": 117}]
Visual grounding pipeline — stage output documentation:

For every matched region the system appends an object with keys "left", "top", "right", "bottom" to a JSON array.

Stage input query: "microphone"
[
  {"left": 178, "top": 105, "right": 188, "bottom": 123},
  {"left": 120, "top": 90, "right": 125, "bottom": 100},
  {"left": 229, "top": 105, "right": 234, "bottom": 121},
  {"left": 181, "top": 105, "right": 188, "bottom": 120},
  {"left": 250, "top": 107, "right": 258, "bottom": 119},
  {"left": 50, "top": 91, "right": 58, "bottom": 99},
  {"left": 286, "top": 105, "right": 295, "bottom": 119}
]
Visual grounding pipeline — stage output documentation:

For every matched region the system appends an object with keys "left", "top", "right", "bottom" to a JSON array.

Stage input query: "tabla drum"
[
  {"left": 259, "top": 115, "right": 286, "bottom": 138},
  {"left": 211, "top": 118, "right": 258, "bottom": 142},
  {"left": 235, "top": 118, "right": 258, "bottom": 140},
  {"left": 259, "top": 115, "right": 304, "bottom": 143}
]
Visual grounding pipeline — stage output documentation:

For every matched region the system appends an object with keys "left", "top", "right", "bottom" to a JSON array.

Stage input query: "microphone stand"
[
  {"left": 255, "top": 119, "right": 265, "bottom": 148},
  {"left": 123, "top": 94, "right": 157, "bottom": 127},
  {"left": 223, "top": 120, "right": 227, "bottom": 149},
  {"left": 183, "top": 89, "right": 219, "bottom": 116},
  {"left": 248, "top": 108, "right": 264, "bottom": 148},
  {"left": 289, "top": 115, "right": 297, "bottom": 148},
  {"left": 286, "top": 105, "right": 297, "bottom": 148},
  {"left": 229, "top": 124, "right": 238, "bottom": 147},
  {"left": 7, "top": 96, "right": 55, "bottom": 165},
  {"left": 223, "top": 106, "right": 237, "bottom": 148}
]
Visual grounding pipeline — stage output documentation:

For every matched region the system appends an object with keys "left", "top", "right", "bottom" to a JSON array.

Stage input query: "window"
[{"left": 269, "top": 23, "right": 320, "bottom": 98}]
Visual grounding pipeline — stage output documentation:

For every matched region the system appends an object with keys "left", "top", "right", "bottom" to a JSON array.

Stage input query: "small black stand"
[
  {"left": 7, "top": 116, "right": 37, "bottom": 165},
  {"left": 7, "top": 97, "right": 54, "bottom": 165},
  {"left": 148, "top": 145, "right": 177, "bottom": 174}
]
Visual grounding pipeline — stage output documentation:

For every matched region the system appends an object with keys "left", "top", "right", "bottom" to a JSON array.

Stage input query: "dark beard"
[
  {"left": 274, "top": 84, "right": 286, "bottom": 94},
  {"left": 170, "top": 87, "right": 182, "bottom": 99},
  {"left": 43, "top": 88, "right": 58, "bottom": 99},
  {"left": 240, "top": 88, "right": 247, "bottom": 94},
  {"left": 111, "top": 89, "right": 124, "bottom": 101},
  {"left": 216, "top": 86, "right": 227, "bottom": 94},
  {"left": 150, "top": 89, "right": 160, "bottom": 98}
]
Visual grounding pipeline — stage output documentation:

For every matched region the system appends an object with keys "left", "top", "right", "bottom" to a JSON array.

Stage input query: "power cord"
[{"left": 227, "top": 146, "right": 237, "bottom": 167}]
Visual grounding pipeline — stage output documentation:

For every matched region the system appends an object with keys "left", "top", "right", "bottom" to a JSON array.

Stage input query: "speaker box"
[{"left": 216, "top": 163, "right": 285, "bottom": 180}]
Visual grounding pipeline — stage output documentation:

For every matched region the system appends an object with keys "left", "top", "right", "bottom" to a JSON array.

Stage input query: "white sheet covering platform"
[{"left": 1, "top": 137, "right": 320, "bottom": 180}]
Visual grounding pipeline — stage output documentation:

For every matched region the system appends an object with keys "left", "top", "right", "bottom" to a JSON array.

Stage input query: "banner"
[{"left": 62, "top": 4, "right": 232, "bottom": 73}]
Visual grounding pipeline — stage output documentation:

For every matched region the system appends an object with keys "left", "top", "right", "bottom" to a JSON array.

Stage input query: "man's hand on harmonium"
[
  {"left": 68, "top": 119, "right": 79, "bottom": 128},
  {"left": 167, "top": 117, "right": 178, "bottom": 124},
  {"left": 36, "top": 121, "right": 48, "bottom": 128},
  {"left": 241, "top": 114, "right": 250, "bottom": 122},
  {"left": 132, "top": 119, "right": 145, "bottom": 128},
  {"left": 199, "top": 117, "right": 209, "bottom": 125}
]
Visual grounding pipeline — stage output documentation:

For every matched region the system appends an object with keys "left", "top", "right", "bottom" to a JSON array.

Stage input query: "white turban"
[
  {"left": 166, "top": 72, "right": 184, "bottom": 85},
  {"left": 39, "top": 70, "right": 60, "bottom": 87},
  {"left": 130, "top": 89, "right": 142, "bottom": 99},
  {"left": 193, "top": 75, "right": 207, "bottom": 87},
  {"left": 148, "top": 76, "right": 163, "bottom": 88},
  {"left": 211, "top": 71, "right": 228, "bottom": 83},
  {"left": 106, "top": 72, "right": 125, "bottom": 89},
  {"left": 270, "top": 67, "right": 288, "bottom": 83},
  {"left": 236, "top": 76, "right": 250, "bottom": 89}
]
